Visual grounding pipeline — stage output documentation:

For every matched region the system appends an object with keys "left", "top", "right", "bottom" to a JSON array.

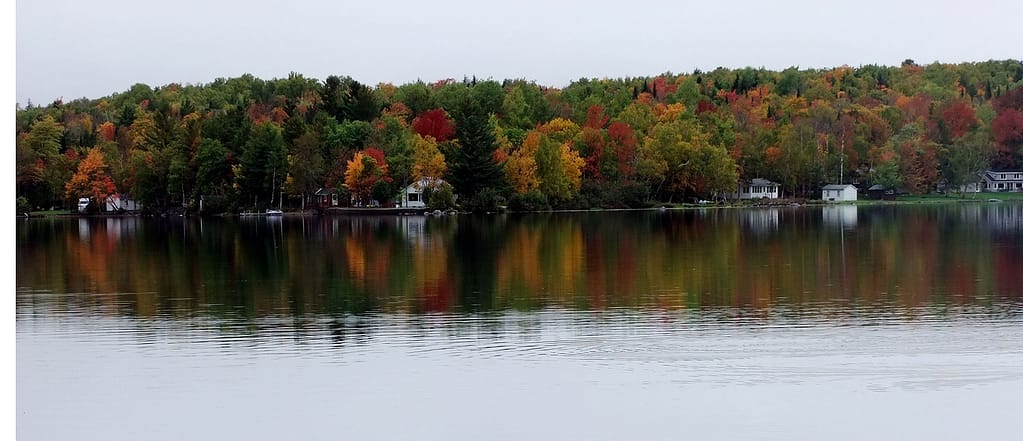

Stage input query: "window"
[{"left": 408, "top": 193, "right": 420, "bottom": 202}]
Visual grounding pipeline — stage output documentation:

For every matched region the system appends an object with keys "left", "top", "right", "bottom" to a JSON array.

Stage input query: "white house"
[
  {"left": 105, "top": 194, "right": 139, "bottom": 212},
  {"left": 821, "top": 184, "right": 857, "bottom": 202},
  {"left": 981, "top": 170, "right": 1023, "bottom": 192},
  {"left": 734, "top": 178, "right": 780, "bottom": 199},
  {"left": 398, "top": 178, "right": 446, "bottom": 208}
]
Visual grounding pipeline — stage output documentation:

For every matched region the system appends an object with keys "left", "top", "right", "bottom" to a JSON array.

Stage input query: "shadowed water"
[{"left": 16, "top": 204, "right": 1023, "bottom": 440}]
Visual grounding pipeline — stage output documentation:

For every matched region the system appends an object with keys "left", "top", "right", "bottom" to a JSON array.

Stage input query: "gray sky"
[{"left": 15, "top": 0, "right": 1023, "bottom": 105}]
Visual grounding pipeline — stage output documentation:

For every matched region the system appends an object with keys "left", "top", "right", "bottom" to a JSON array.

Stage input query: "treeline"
[{"left": 15, "top": 59, "right": 1023, "bottom": 213}]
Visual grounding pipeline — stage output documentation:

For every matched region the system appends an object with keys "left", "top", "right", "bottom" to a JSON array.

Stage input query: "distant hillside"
[{"left": 16, "top": 60, "right": 1023, "bottom": 213}]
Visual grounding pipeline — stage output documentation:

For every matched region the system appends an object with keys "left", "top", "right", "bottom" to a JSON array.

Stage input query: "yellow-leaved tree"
[
  {"left": 344, "top": 150, "right": 387, "bottom": 205},
  {"left": 411, "top": 134, "right": 446, "bottom": 183},
  {"left": 506, "top": 131, "right": 541, "bottom": 194},
  {"left": 536, "top": 133, "right": 585, "bottom": 202},
  {"left": 560, "top": 141, "right": 586, "bottom": 192}
]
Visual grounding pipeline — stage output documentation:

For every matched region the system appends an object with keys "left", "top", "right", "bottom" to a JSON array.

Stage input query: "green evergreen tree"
[
  {"left": 238, "top": 122, "right": 288, "bottom": 207},
  {"left": 446, "top": 98, "right": 507, "bottom": 200}
]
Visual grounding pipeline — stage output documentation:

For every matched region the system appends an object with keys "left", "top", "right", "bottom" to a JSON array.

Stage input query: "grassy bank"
[{"left": 891, "top": 192, "right": 1023, "bottom": 203}]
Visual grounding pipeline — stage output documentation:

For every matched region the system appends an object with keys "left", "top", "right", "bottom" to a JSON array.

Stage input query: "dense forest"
[{"left": 15, "top": 59, "right": 1023, "bottom": 213}]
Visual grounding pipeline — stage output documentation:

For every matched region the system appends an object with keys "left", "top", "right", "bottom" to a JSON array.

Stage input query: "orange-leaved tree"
[
  {"left": 65, "top": 147, "right": 117, "bottom": 205},
  {"left": 344, "top": 150, "right": 388, "bottom": 205}
]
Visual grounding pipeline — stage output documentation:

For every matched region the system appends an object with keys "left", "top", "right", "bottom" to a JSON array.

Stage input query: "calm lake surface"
[{"left": 16, "top": 204, "right": 1023, "bottom": 440}]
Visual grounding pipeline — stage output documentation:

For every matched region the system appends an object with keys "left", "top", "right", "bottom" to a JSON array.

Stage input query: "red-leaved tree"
[{"left": 411, "top": 109, "right": 456, "bottom": 142}]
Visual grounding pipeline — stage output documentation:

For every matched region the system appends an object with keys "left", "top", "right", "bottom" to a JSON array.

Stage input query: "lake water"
[{"left": 16, "top": 205, "right": 1023, "bottom": 440}]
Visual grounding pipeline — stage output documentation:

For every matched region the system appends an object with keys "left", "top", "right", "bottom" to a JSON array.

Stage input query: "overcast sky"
[{"left": 15, "top": 0, "right": 1023, "bottom": 105}]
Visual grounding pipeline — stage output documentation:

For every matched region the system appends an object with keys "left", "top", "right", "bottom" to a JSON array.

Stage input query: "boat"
[{"left": 266, "top": 209, "right": 283, "bottom": 216}]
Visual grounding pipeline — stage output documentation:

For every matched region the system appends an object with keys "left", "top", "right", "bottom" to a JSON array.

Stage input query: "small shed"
[
  {"left": 822, "top": 184, "right": 857, "bottom": 202},
  {"left": 105, "top": 194, "right": 139, "bottom": 212},
  {"left": 314, "top": 187, "right": 340, "bottom": 207},
  {"left": 867, "top": 185, "right": 896, "bottom": 200}
]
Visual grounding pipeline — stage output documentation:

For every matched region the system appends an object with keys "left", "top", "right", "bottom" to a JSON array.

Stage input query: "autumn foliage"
[
  {"left": 344, "top": 150, "right": 389, "bottom": 205},
  {"left": 65, "top": 147, "right": 117, "bottom": 203},
  {"left": 411, "top": 109, "right": 456, "bottom": 142},
  {"left": 14, "top": 60, "right": 1023, "bottom": 212}
]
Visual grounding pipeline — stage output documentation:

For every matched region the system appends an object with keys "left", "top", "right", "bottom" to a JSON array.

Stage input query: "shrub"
[
  {"left": 337, "top": 188, "right": 353, "bottom": 207},
  {"left": 427, "top": 183, "right": 456, "bottom": 210},
  {"left": 371, "top": 180, "right": 393, "bottom": 205},
  {"left": 463, "top": 187, "right": 504, "bottom": 213},
  {"left": 571, "top": 180, "right": 652, "bottom": 209},
  {"left": 618, "top": 181, "right": 652, "bottom": 208},
  {"left": 508, "top": 190, "right": 550, "bottom": 212},
  {"left": 16, "top": 196, "right": 31, "bottom": 214}
]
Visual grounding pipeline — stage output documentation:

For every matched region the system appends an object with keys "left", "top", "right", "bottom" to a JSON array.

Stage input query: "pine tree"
[{"left": 445, "top": 98, "right": 507, "bottom": 199}]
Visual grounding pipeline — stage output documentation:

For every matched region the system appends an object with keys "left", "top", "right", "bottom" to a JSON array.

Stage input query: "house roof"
[
  {"left": 404, "top": 178, "right": 447, "bottom": 192},
  {"left": 984, "top": 170, "right": 1023, "bottom": 181},
  {"left": 314, "top": 187, "right": 339, "bottom": 195},
  {"left": 822, "top": 184, "right": 856, "bottom": 190},
  {"left": 747, "top": 178, "right": 779, "bottom": 187}
]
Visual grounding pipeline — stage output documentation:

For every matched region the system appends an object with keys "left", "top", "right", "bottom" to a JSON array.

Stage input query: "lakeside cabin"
[
  {"left": 822, "top": 184, "right": 857, "bottom": 202},
  {"left": 397, "top": 178, "right": 447, "bottom": 208},
  {"left": 314, "top": 187, "right": 340, "bottom": 207},
  {"left": 866, "top": 185, "right": 896, "bottom": 200},
  {"left": 733, "top": 178, "right": 780, "bottom": 200}
]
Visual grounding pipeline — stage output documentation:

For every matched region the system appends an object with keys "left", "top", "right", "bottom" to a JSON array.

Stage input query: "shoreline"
[{"left": 20, "top": 193, "right": 1021, "bottom": 219}]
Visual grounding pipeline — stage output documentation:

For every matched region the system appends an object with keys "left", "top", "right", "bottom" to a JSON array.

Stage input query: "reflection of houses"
[
  {"left": 821, "top": 184, "right": 857, "bottom": 202},
  {"left": 823, "top": 205, "right": 857, "bottom": 229},
  {"left": 981, "top": 170, "right": 1023, "bottom": 192},
  {"left": 314, "top": 187, "right": 340, "bottom": 207},
  {"left": 739, "top": 208, "right": 779, "bottom": 235},
  {"left": 396, "top": 216, "right": 427, "bottom": 243},
  {"left": 985, "top": 204, "right": 1023, "bottom": 232},
  {"left": 397, "top": 178, "right": 446, "bottom": 208},
  {"left": 733, "top": 178, "right": 780, "bottom": 199}
]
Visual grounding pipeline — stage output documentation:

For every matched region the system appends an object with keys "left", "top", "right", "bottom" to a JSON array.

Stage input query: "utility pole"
[{"left": 839, "top": 133, "right": 845, "bottom": 185}]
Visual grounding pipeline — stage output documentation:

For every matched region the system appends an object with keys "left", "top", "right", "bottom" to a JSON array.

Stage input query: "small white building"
[
  {"left": 821, "top": 184, "right": 857, "bottom": 202},
  {"left": 398, "top": 178, "right": 446, "bottom": 208},
  {"left": 981, "top": 170, "right": 1023, "bottom": 192},
  {"left": 105, "top": 194, "right": 139, "bottom": 212},
  {"left": 734, "top": 178, "right": 780, "bottom": 199}
]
